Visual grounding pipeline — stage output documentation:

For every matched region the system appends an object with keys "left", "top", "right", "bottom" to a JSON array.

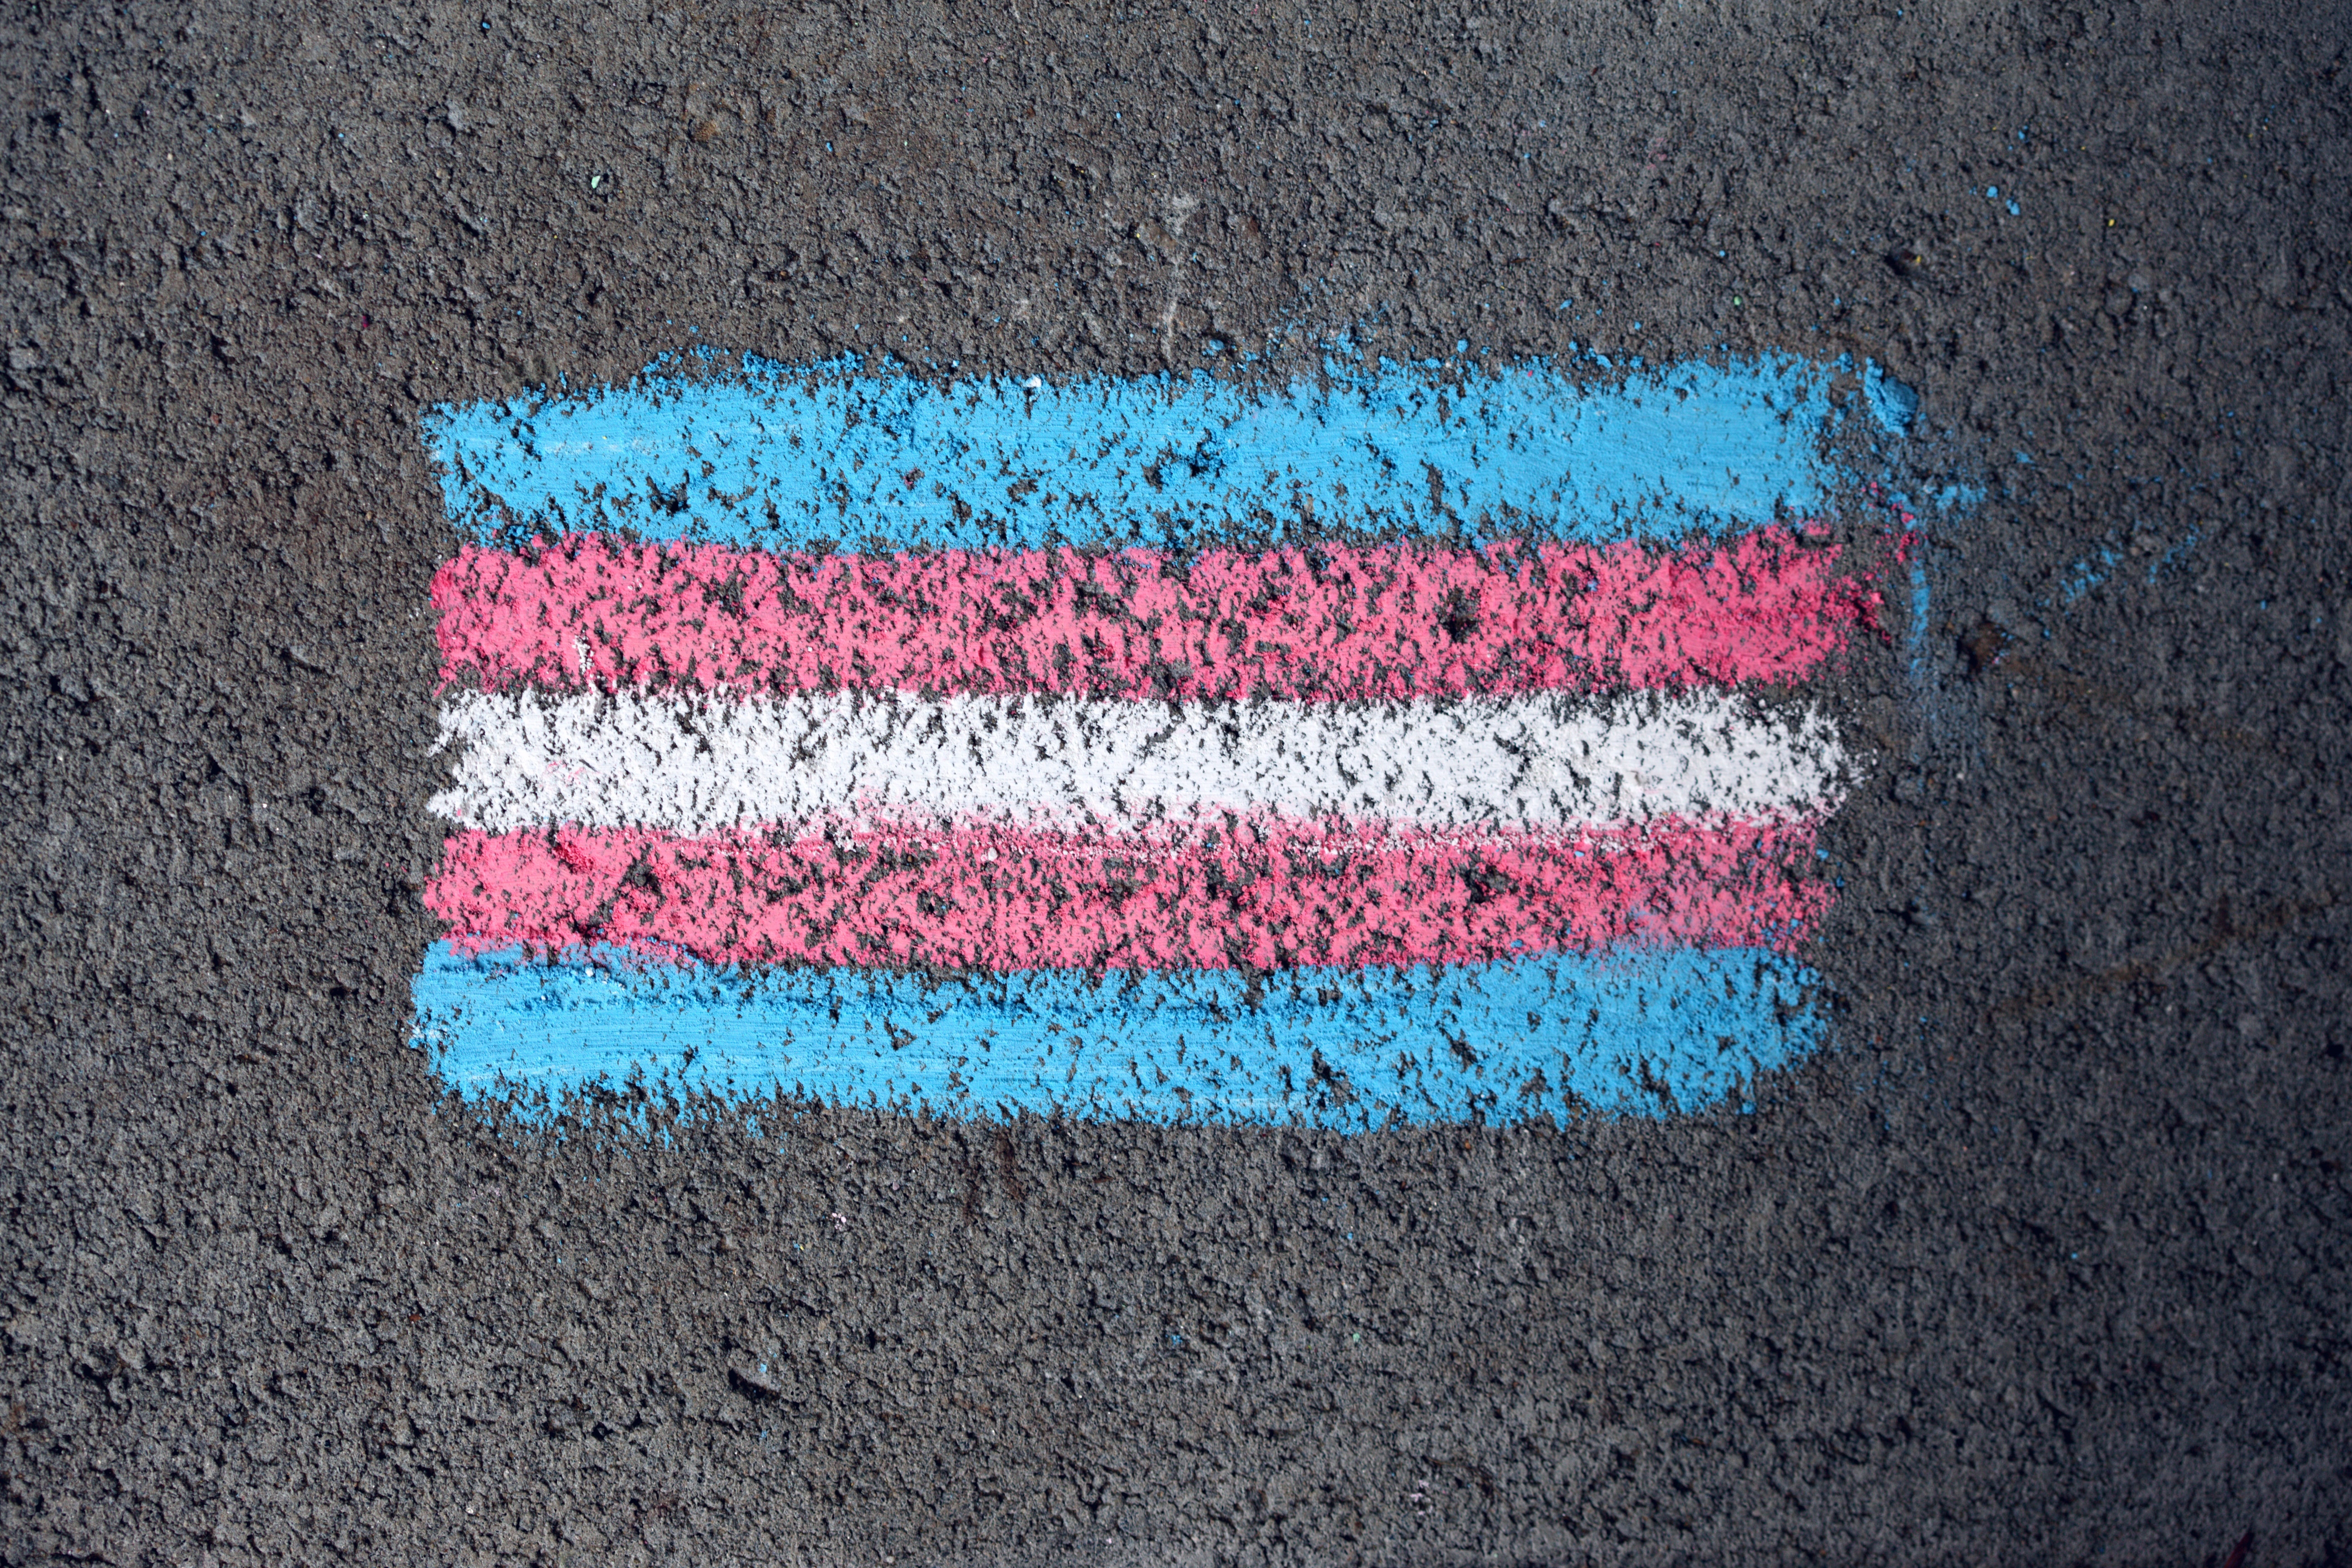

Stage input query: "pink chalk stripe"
[
  {"left": 426, "top": 814, "right": 1833, "bottom": 974},
  {"left": 433, "top": 529, "right": 1873, "bottom": 701}
]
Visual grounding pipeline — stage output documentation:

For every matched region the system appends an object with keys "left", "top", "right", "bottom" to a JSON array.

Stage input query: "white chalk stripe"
[{"left": 428, "top": 689, "right": 1850, "bottom": 837}]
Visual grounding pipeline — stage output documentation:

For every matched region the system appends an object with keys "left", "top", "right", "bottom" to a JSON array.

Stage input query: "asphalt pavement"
[{"left": 2, "top": 0, "right": 2347, "bottom": 1561}]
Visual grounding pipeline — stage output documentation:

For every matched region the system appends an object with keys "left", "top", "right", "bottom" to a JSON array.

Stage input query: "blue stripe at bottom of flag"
[{"left": 411, "top": 943, "right": 1822, "bottom": 1128}]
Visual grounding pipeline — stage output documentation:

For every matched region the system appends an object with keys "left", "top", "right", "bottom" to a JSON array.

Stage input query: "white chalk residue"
[{"left": 429, "top": 689, "right": 1849, "bottom": 836}]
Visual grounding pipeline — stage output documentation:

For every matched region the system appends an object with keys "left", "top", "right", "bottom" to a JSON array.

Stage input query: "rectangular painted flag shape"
[{"left": 411, "top": 354, "right": 1870, "bottom": 1127}]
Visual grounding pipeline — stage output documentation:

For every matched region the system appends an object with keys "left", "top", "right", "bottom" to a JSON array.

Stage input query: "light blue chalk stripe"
[
  {"left": 410, "top": 942, "right": 1822, "bottom": 1128},
  {"left": 424, "top": 353, "right": 1837, "bottom": 553}
]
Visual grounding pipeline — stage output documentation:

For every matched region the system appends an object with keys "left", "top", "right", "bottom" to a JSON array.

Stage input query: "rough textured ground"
[{"left": 4, "top": 0, "right": 2349, "bottom": 1562}]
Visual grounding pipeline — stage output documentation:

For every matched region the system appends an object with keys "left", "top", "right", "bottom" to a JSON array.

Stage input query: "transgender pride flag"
[{"left": 410, "top": 354, "right": 1872, "bottom": 1127}]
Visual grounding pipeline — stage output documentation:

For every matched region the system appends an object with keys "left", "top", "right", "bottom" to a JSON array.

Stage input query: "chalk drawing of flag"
[{"left": 410, "top": 354, "right": 1872, "bottom": 1127}]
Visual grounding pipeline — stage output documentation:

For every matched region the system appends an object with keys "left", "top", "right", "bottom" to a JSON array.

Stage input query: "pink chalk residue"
[
  {"left": 427, "top": 813, "right": 1834, "bottom": 973},
  {"left": 433, "top": 529, "right": 1874, "bottom": 701}
]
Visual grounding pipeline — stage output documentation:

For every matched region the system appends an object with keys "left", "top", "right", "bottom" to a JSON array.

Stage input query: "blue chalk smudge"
[
  {"left": 2057, "top": 526, "right": 2201, "bottom": 606},
  {"left": 412, "top": 942, "right": 1825, "bottom": 1129},
  {"left": 423, "top": 352, "right": 1841, "bottom": 553},
  {"left": 2150, "top": 526, "right": 2200, "bottom": 583},
  {"left": 2061, "top": 545, "right": 2122, "bottom": 606},
  {"left": 1907, "top": 560, "right": 1933, "bottom": 681},
  {"left": 1863, "top": 360, "right": 1919, "bottom": 438}
]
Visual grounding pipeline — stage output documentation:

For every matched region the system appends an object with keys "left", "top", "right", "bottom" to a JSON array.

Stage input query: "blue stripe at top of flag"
[
  {"left": 423, "top": 353, "right": 1840, "bottom": 554},
  {"left": 412, "top": 942, "right": 1822, "bottom": 1128}
]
